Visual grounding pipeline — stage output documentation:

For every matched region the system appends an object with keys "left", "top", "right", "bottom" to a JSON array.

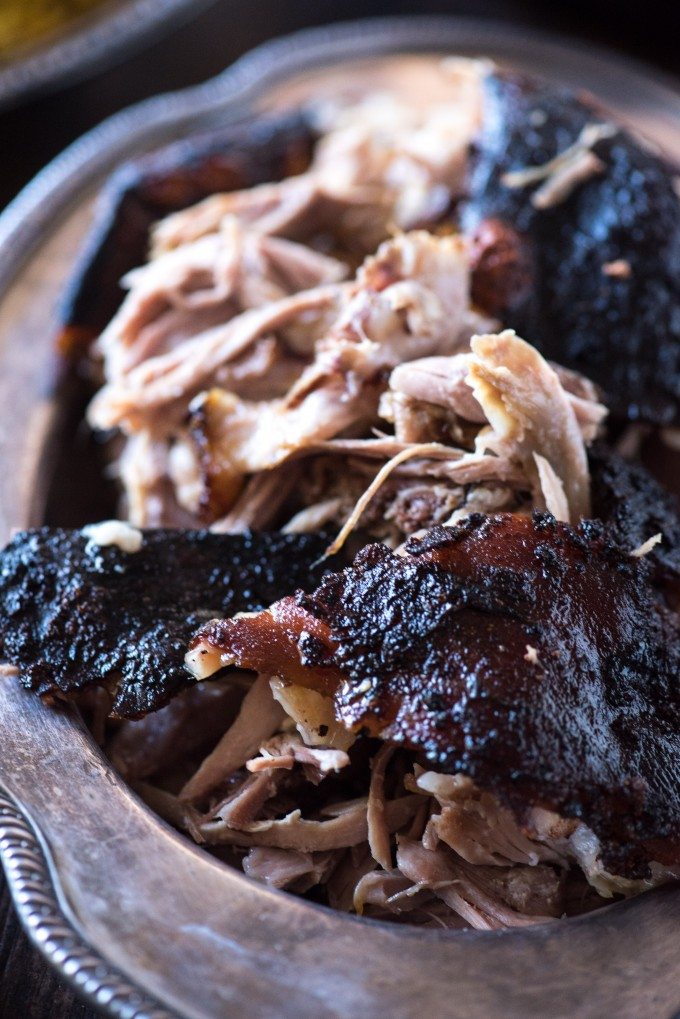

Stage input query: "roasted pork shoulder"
[{"left": 3, "top": 55, "right": 679, "bottom": 932}]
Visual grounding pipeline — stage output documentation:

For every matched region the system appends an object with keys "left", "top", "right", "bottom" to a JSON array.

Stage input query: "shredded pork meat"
[
  {"left": 151, "top": 60, "right": 485, "bottom": 256},
  {"left": 87, "top": 77, "right": 605, "bottom": 535},
  {"left": 125, "top": 669, "right": 633, "bottom": 929},
  {"left": 96, "top": 223, "right": 347, "bottom": 380}
]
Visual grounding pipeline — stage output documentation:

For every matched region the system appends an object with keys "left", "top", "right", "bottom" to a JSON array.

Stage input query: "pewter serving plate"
[{"left": 0, "top": 17, "right": 679, "bottom": 1019}]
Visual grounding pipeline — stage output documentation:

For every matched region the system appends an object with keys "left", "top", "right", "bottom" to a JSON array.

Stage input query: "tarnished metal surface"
[{"left": 0, "top": 18, "right": 679, "bottom": 1017}]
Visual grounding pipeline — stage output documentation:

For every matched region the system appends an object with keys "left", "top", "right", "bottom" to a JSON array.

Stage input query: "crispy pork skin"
[
  {"left": 463, "top": 72, "right": 680, "bottom": 424},
  {"left": 589, "top": 443, "right": 680, "bottom": 588},
  {"left": 190, "top": 512, "right": 680, "bottom": 877},
  {"left": 0, "top": 528, "right": 335, "bottom": 717}
]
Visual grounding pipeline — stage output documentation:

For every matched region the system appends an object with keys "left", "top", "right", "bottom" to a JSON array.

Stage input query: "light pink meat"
[
  {"left": 151, "top": 65, "right": 484, "bottom": 257},
  {"left": 211, "top": 464, "right": 303, "bottom": 533},
  {"left": 98, "top": 224, "right": 346, "bottom": 380},
  {"left": 390, "top": 354, "right": 486, "bottom": 423},
  {"left": 180, "top": 674, "right": 285, "bottom": 804},
  {"left": 467, "top": 330, "right": 596, "bottom": 521},
  {"left": 533, "top": 453, "right": 570, "bottom": 521},
  {"left": 389, "top": 352, "right": 606, "bottom": 441},
  {"left": 242, "top": 846, "right": 338, "bottom": 891},
  {"left": 245, "top": 733, "right": 350, "bottom": 780},
  {"left": 351, "top": 868, "right": 471, "bottom": 928},
  {"left": 206, "top": 769, "right": 285, "bottom": 829},
  {"left": 396, "top": 840, "right": 557, "bottom": 930},
  {"left": 198, "top": 796, "right": 421, "bottom": 851},
  {"left": 150, "top": 171, "right": 389, "bottom": 258},
  {"left": 88, "top": 283, "right": 347, "bottom": 432},
  {"left": 211, "top": 338, "right": 300, "bottom": 400},
  {"left": 367, "top": 744, "right": 396, "bottom": 870},
  {"left": 352, "top": 870, "right": 416, "bottom": 912},
  {"left": 242, "top": 846, "right": 319, "bottom": 888},
  {"left": 414, "top": 772, "right": 565, "bottom": 867},
  {"left": 118, "top": 432, "right": 173, "bottom": 527},
  {"left": 184, "top": 233, "right": 473, "bottom": 511}
]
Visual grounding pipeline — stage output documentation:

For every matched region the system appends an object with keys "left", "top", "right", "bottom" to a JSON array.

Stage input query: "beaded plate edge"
[{"left": 0, "top": 787, "right": 175, "bottom": 1019}]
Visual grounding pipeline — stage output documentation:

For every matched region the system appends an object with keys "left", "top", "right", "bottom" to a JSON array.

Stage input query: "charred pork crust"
[
  {"left": 463, "top": 72, "right": 680, "bottom": 425},
  {"left": 58, "top": 111, "right": 315, "bottom": 359},
  {"left": 290, "top": 513, "right": 680, "bottom": 877},
  {"left": 0, "top": 528, "right": 332, "bottom": 718},
  {"left": 589, "top": 443, "right": 680, "bottom": 586}
]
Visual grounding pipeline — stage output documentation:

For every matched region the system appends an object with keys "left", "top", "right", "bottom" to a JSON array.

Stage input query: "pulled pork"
[
  {"left": 87, "top": 66, "right": 490, "bottom": 528},
  {"left": 87, "top": 62, "right": 605, "bottom": 538},
  {"left": 127, "top": 671, "right": 656, "bottom": 929}
]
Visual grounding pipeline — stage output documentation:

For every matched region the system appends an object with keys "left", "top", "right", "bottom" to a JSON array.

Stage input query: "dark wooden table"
[{"left": 0, "top": 1, "right": 676, "bottom": 1015}]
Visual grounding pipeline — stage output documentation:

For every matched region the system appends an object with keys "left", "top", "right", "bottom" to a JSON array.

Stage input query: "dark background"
[
  {"left": 0, "top": 1, "right": 677, "bottom": 1015},
  {"left": 1, "top": 0, "right": 679, "bottom": 212}
]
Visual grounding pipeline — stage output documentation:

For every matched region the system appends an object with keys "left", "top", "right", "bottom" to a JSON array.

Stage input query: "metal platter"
[
  {"left": 0, "top": 0, "right": 216, "bottom": 112},
  {"left": 0, "top": 17, "right": 678, "bottom": 1018}
]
